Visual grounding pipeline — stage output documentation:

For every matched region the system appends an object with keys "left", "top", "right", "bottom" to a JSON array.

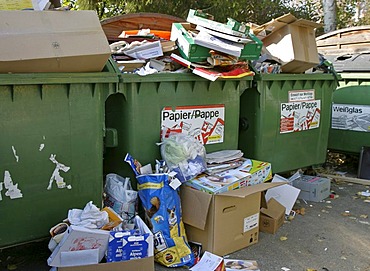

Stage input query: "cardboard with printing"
[
  {"left": 253, "top": 13, "right": 322, "bottom": 73},
  {"left": 185, "top": 159, "right": 272, "bottom": 194},
  {"left": 170, "top": 23, "right": 262, "bottom": 62},
  {"left": 180, "top": 182, "right": 284, "bottom": 256},
  {"left": 259, "top": 197, "right": 285, "bottom": 234},
  {"left": 56, "top": 216, "right": 154, "bottom": 271},
  {"left": 0, "top": 10, "right": 111, "bottom": 73},
  {"left": 292, "top": 175, "right": 331, "bottom": 202},
  {"left": 106, "top": 216, "right": 154, "bottom": 262}
]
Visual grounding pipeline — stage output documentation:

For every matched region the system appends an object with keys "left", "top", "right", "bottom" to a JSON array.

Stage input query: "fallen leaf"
[
  {"left": 280, "top": 236, "right": 288, "bottom": 241},
  {"left": 326, "top": 205, "right": 333, "bottom": 209},
  {"left": 360, "top": 214, "right": 368, "bottom": 218},
  {"left": 341, "top": 212, "right": 351, "bottom": 217},
  {"left": 306, "top": 269, "right": 317, "bottom": 271}
]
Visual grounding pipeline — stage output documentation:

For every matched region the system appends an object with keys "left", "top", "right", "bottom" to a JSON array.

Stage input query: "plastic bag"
[
  {"left": 104, "top": 173, "right": 138, "bottom": 225},
  {"left": 136, "top": 173, "right": 194, "bottom": 268},
  {"left": 160, "top": 133, "right": 206, "bottom": 182}
]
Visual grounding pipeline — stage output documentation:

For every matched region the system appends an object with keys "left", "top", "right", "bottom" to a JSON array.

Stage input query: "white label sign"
[
  {"left": 243, "top": 213, "right": 259, "bottom": 232},
  {"left": 332, "top": 103, "right": 370, "bottom": 132},
  {"left": 288, "top": 89, "right": 315, "bottom": 102},
  {"left": 280, "top": 100, "right": 321, "bottom": 133},
  {"left": 161, "top": 105, "right": 225, "bottom": 144}
]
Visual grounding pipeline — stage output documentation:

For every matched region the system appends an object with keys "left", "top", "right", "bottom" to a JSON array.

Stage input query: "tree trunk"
[{"left": 323, "top": 0, "right": 337, "bottom": 33}]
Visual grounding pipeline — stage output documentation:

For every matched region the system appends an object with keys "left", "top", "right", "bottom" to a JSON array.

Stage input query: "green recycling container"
[
  {"left": 238, "top": 73, "right": 337, "bottom": 173},
  {"left": 329, "top": 73, "right": 370, "bottom": 154},
  {"left": 0, "top": 59, "right": 119, "bottom": 248},
  {"left": 104, "top": 73, "right": 252, "bottom": 181}
]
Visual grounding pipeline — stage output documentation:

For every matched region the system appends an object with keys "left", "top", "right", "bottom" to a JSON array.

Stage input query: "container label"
[
  {"left": 332, "top": 103, "right": 370, "bottom": 132},
  {"left": 243, "top": 213, "right": 259, "bottom": 232},
  {"left": 288, "top": 89, "right": 315, "bottom": 102},
  {"left": 161, "top": 105, "right": 225, "bottom": 144},
  {"left": 280, "top": 100, "right": 321, "bottom": 133}
]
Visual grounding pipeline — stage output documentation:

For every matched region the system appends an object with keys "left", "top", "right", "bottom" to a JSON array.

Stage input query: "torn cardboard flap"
[
  {"left": 252, "top": 13, "right": 322, "bottom": 38},
  {"left": 218, "top": 182, "right": 286, "bottom": 198},
  {"left": 180, "top": 186, "right": 212, "bottom": 230}
]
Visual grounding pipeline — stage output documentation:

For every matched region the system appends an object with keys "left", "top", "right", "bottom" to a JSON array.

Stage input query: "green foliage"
[{"left": 66, "top": 0, "right": 370, "bottom": 29}]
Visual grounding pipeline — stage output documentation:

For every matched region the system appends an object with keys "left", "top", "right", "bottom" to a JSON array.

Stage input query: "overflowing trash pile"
[
  {"left": 108, "top": 9, "right": 328, "bottom": 80},
  {"left": 43, "top": 129, "right": 335, "bottom": 270}
]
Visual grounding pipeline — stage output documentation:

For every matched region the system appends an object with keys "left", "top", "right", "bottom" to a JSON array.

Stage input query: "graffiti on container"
[
  {"left": 39, "top": 144, "right": 45, "bottom": 151},
  {"left": 11, "top": 145, "right": 19, "bottom": 162},
  {"left": 0, "top": 170, "right": 23, "bottom": 201},
  {"left": 47, "top": 154, "right": 72, "bottom": 190}
]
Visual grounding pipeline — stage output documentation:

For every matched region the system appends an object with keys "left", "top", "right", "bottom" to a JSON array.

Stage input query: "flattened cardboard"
[
  {"left": 0, "top": 10, "right": 111, "bottom": 73},
  {"left": 265, "top": 175, "right": 301, "bottom": 215},
  {"left": 260, "top": 198, "right": 285, "bottom": 234},
  {"left": 58, "top": 256, "right": 154, "bottom": 271},
  {"left": 180, "top": 182, "right": 284, "bottom": 256}
]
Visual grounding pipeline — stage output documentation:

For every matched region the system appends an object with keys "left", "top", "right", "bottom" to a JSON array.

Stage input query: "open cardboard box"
[
  {"left": 52, "top": 216, "right": 154, "bottom": 271},
  {"left": 259, "top": 197, "right": 285, "bottom": 234},
  {"left": 252, "top": 13, "right": 322, "bottom": 73},
  {"left": 180, "top": 182, "right": 284, "bottom": 256},
  {"left": 0, "top": 10, "right": 111, "bottom": 73}
]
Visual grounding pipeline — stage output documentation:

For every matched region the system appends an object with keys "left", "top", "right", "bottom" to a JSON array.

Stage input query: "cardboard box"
[
  {"left": 0, "top": 10, "right": 111, "bottom": 73},
  {"left": 57, "top": 256, "right": 154, "bottom": 271},
  {"left": 184, "top": 159, "right": 272, "bottom": 194},
  {"left": 187, "top": 9, "right": 249, "bottom": 38},
  {"left": 170, "top": 23, "right": 211, "bottom": 62},
  {"left": 55, "top": 216, "right": 155, "bottom": 271},
  {"left": 47, "top": 226, "right": 110, "bottom": 267},
  {"left": 255, "top": 14, "right": 322, "bottom": 73},
  {"left": 180, "top": 182, "right": 284, "bottom": 256},
  {"left": 292, "top": 175, "right": 331, "bottom": 202},
  {"left": 170, "top": 23, "right": 262, "bottom": 62},
  {"left": 259, "top": 197, "right": 285, "bottom": 234}
]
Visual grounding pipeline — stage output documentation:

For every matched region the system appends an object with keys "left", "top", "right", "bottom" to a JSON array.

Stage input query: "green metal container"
[
  {"left": 0, "top": 60, "right": 119, "bottom": 248},
  {"left": 238, "top": 73, "right": 337, "bottom": 173},
  {"left": 104, "top": 73, "right": 251, "bottom": 181},
  {"left": 329, "top": 73, "right": 370, "bottom": 154}
]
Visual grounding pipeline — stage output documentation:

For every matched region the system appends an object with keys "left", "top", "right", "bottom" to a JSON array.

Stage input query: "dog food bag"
[{"left": 136, "top": 173, "right": 194, "bottom": 268}]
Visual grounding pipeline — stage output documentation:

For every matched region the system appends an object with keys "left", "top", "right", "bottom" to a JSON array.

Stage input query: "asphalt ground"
[{"left": 1, "top": 161, "right": 369, "bottom": 271}]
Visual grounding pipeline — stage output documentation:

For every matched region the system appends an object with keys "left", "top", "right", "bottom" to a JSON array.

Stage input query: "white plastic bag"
[
  {"left": 104, "top": 173, "right": 138, "bottom": 224},
  {"left": 160, "top": 133, "right": 206, "bottom": 182}
]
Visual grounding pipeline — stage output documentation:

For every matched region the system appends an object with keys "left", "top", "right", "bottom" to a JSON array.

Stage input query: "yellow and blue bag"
[{"left": 136, "top": 173, "right": 194, "bottom": 268}]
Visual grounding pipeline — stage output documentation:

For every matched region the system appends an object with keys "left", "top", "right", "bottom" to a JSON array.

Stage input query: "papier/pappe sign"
[{"left": 161, "top": 105, "right": 225, "bottom": 145}]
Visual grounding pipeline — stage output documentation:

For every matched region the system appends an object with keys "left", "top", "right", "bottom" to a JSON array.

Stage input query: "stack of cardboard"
[{"left": 170, "top": 9, "right": 263, "bottom": 63}]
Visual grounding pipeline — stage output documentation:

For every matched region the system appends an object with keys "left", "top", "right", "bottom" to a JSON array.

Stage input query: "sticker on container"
[
  {"left": 243, "top": 213, "right": 259, "bottom": 232},
  {"left": 280, "top": 100, "right": 321, "bottom": 134},
  {"left": 161, "top": 105, "right": 225, "bottom": 145},
  {"left": 47, "top": 154, "right": 71, "bottom": 190},
  {"left": 332, "top": 103, "right": 370, "bottom": 132},
  {"left": 2, "top": 170, "right": 23, "bottom": 200},
  {"left": 288, "top": 89, "right": 315, "bottom": 102}
]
